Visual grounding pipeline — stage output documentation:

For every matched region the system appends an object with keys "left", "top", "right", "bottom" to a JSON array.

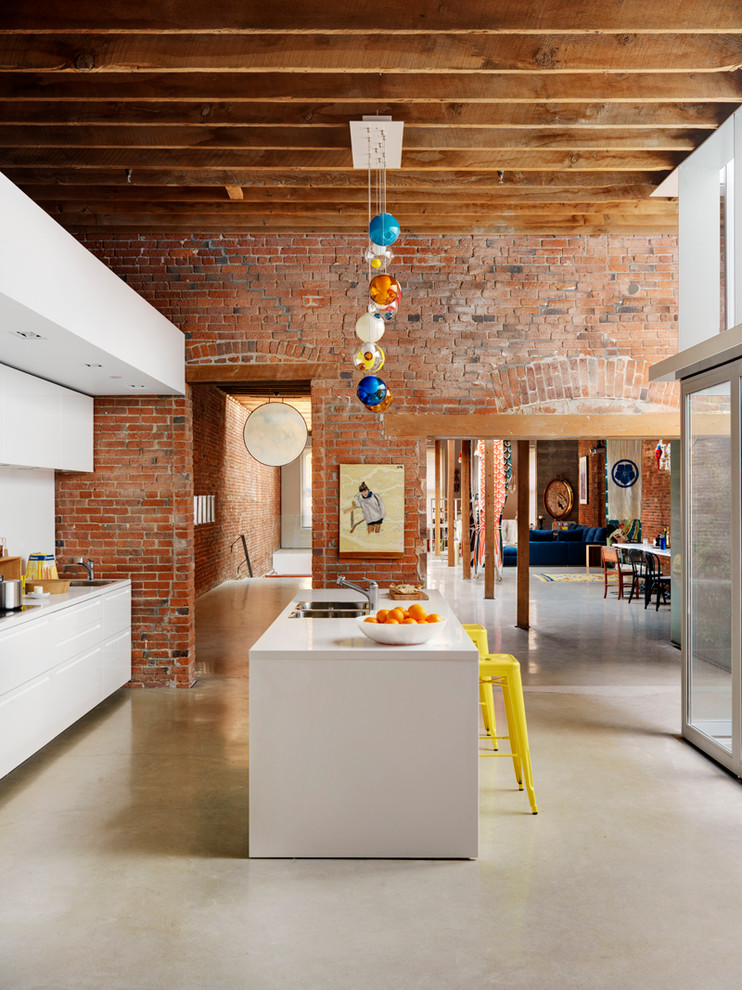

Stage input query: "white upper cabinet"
[{"left": 0, "top": 363, "right": 93, "bottom": 471}]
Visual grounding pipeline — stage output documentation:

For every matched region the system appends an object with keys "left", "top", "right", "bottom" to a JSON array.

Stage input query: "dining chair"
[
  {"left": 601, "top": 545, "right": 627, "bottom": 599},
  {"left": 644, "top": 552, "right": 671, "bottom": 610},
  {"left": 626, "top": 548, "right": 648, "bottom": 604}
]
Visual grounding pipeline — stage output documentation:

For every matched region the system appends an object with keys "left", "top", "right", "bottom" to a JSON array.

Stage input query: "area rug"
[{"left": 534, "top": 573, "right": 604, "bottom": 583}]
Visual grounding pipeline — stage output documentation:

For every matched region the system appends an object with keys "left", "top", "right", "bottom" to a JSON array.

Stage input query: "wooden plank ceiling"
[{"left": 1, "top": 1, "right": 741, "bottom": 236}]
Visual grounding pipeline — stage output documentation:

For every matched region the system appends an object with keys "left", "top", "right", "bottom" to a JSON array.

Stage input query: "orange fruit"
[
  {"left": 408, "top": 603, "right": 428, "bottom": 622},
  {"left": 364, "top": 616, "right": 378, "bottom": 623},
  {"left": 426, "top": 613, "right": 443, "bottom": 623},
  {"left": 390, "top": 607, "right": 406, "bottom": 623},
  {"left": 402, "top": 617, "right": 417, "bottom": 624},
  {"left": 376, "top": 609, "right": 389, "bottom": 623},
  {"left": 386, "top": 618, "right": 399, "bottom": 624}
]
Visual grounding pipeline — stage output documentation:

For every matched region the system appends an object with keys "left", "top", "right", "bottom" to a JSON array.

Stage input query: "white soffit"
[
  {"left": 651, "top": 169, "right": 679, "bottom": 198},
  {"left": 350, "top": 118, "right": 404, "bottom": 169},
  {"left": 0, "top": 172, "right": 185, "bottom": 396}
]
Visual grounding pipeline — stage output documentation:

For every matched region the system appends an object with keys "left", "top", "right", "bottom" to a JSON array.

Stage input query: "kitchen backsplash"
[{"left": 0, "top": 466, "right": 55, "bottom": 568}]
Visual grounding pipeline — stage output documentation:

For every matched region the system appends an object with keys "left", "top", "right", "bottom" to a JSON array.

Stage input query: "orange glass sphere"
[{"left": 369, "top": 274, "right": 401, "bottom": 307}]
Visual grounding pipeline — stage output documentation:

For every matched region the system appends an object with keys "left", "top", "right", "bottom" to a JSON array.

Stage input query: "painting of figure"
[{"left": 339, "top": 463, "right": 404, "bottom": 557}]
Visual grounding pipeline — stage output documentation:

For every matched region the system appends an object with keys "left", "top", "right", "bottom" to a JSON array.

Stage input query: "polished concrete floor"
[{"left": 2, "top": 559, "right": 742, "bottom": 989}]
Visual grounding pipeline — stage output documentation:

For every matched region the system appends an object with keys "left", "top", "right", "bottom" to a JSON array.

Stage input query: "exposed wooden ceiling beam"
[
  {"left": 0, "top": 101, "right": 730, "bottom": 129},
  {"left": 2, "top": 34, "right": 742, "bottom": 73},
  {"left": 21, "top": 183, "right": 667, "bottom": 204},
  {"left": 1, "top": 71, "right": 740, "bottom": 102},
  {"left": 43, "top": 199, "right": 678, "bottom": 218},
  {"left": 3, "top": 1, "right": 740, "bottom": 34},
  {"left": 54, "top": 219, "right": 680, "bottom": 236},
  {"left": 0, "top": 148, "right": 683, "bottom": 170},
  {"left": 3, "top": 168, "right": 670, "bottom": 188},
  {"left": 0, "top": 125, "right": 706, "bottom": 151}
]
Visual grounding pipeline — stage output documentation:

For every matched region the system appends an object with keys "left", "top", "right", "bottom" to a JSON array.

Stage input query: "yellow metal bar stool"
[
  {"left": 462, "top": 624, "right": 498, "bottom": 750},
  {"left": 479, "top": 652, "right": 538, "bottom": 815}
]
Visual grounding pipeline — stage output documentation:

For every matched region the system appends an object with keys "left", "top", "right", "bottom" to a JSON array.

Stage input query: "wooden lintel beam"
[
  {"left": 186, "top": 362, "right": 335, "bottom": 383},
  {"left": 384, "top": 412, "right": 680, "bottom": 440}
]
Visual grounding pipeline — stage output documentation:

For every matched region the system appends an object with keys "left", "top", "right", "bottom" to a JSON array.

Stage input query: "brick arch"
[
  {"left": 187, "top": 337, "right": 320, "bottom": 365},
  {"left": 487, "top": 356, "right": 679, "bottom": 414}
]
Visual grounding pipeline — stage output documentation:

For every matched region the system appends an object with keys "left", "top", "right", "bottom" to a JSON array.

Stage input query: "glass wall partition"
[{"left": 682, "top": 363, "right": 741, "bottom": 772}]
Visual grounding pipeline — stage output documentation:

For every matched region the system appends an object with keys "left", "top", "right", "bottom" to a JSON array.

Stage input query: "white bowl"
[{"left": 356, "top": 616, "right": 447, "bottom": 646}]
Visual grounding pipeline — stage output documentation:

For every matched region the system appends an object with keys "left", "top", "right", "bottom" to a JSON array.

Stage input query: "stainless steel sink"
[
  {"left": 289, "top": 599, "right": 370, "bottom": 618},
  {"left": 69, "top": 579, "right": 118, "bottom": 587}
]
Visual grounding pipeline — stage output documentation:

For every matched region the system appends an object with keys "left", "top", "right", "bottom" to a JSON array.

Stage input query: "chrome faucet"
[
  {"left": 337, "top": 575, "right": 378, "bottom": 610},
  {"left": 76, "top": 557, "right": 95, "bottom": 581}
]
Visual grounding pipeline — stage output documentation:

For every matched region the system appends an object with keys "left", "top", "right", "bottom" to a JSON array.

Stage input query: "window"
[{"left": 300, "top": 445, "right": 312, "bottom": 530}]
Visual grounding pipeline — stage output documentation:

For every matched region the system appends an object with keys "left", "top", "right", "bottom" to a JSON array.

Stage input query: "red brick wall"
[
  {"left": 641, "top": 439, "right": 672, "bottom": 542},
  {"left": 55, "top": 395, "right": 195, "bottom": 688},
  {"left": 63, "top": 232, "right": 680, "bottom": 685},
  {"left": 192, "top": 384, "right": 281, "bottom": 595}
]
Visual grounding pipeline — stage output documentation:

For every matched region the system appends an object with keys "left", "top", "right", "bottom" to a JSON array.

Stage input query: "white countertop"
[
  {"left": 0, "top": 579, "right": 131, "bottom": 633},
  {"left": 250, "top": 588, "right": 477, "bottom": 662}
]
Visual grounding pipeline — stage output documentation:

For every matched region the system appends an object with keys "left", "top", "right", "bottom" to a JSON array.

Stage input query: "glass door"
[{"left": 682, "top": 364, "right": 741, "bottom": 773}]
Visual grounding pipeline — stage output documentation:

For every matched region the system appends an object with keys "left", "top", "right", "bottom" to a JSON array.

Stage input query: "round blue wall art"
[{"left": 611, "top": 459, "right": 639, "bottom": 488}]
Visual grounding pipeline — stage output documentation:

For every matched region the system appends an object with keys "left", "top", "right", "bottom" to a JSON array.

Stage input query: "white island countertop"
[
  {"left": 0, "top": 579, "right": 131, "bottom": 634},
  {"left": 249, "top": 587, "right": 480, "bottom": 859},
  {"left": 250, "top": 587, "right": 475, "bottom": 662}
]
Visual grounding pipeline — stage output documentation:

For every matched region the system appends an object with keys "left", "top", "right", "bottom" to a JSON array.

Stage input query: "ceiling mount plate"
[{"left": 350, "top": 118, "right": 404, "bottom": 170}]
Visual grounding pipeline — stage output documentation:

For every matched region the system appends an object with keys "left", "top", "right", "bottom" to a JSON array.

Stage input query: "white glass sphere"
[{"left": 354, "top": 312, "right": 385, "bottom": 343}]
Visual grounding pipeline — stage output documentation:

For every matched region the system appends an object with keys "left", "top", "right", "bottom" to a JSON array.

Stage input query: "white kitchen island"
[{"left": 249, "top": 588, "right": 479, "bottom": 859}]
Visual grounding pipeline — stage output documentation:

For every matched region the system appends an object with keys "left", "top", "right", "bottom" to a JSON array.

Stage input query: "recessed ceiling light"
[
  {"left": 14, "top": 330, "right": 45, "bottom": 340},
  {"left": 130, "top": 384, "right": 146, "bottom": 389},
  {"left": 108, "top": 376, "right": 122, "bottom": 380},
  {"left": 84, "top": 363, "right": 103, "bottom": 368}
]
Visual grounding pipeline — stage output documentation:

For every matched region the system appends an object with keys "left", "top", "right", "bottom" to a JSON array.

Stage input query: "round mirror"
[{"left": 243, "top": 402, "right": 308, "bottom": 467}]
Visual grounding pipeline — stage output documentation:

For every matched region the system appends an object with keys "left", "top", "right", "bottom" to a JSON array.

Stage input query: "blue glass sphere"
[
  {"left": 369, "top": 213, "right": 400, "bottom": 247},
  {"left": 357, "top": 375, "right": 388, "bottom": 408}
]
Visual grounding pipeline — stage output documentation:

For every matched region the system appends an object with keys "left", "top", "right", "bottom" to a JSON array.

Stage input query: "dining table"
[{"left": 619, "top": 542, "right": 672, "bottom": 559}]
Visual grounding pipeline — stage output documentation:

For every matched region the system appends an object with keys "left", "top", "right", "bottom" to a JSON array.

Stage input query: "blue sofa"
[{"left": 503, "top": 525, "right": 608, "bottom": 566}]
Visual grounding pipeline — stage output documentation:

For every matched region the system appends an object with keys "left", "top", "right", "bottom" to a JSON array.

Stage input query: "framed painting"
[
  {"left": 579, "top": 455, "right": 589, "bottom": 505},
  {"left": 339, "top": 463, "right": 404, "bottom": 558}
]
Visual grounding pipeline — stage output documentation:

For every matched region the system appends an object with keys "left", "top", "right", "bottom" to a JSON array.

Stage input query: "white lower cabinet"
[{"left": 0, "top": 583, "right": 131, "bottom": 781}]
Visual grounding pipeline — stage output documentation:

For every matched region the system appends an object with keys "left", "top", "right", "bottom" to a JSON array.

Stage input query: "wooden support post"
[
  {"left": 461, "top": 440, "right": 471, "bottom": 580},
  {"left": 517, "top": 440, "right": 530, "bottom": 629},
  {"left": 447, "top": 440, "right": 456, "bottom": 567},
  {"left": 434, "top": 440, "right": 441, "bottom": 556},
  {"left": 484, "top": 439, "right": 495, "bottom": 599}
]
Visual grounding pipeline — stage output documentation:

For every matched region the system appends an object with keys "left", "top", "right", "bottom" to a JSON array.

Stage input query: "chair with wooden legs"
[
  {"left": 463, "top": 626, "right": 538, "bottom": 815},
  {"left": 601, "top": 545, "right": 627, "bottom": 599}
]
